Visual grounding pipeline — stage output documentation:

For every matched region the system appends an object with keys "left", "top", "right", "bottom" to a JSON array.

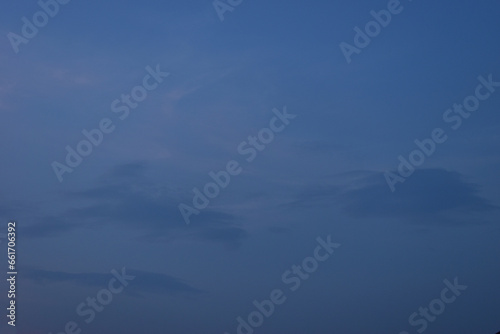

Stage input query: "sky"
[{"left": 0, "top": 0, "right": 499, "bottom": 333}]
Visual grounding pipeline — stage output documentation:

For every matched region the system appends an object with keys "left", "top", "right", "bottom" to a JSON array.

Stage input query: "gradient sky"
[{"left": 1, "top": 0, "right": 500, "bottom": 333}]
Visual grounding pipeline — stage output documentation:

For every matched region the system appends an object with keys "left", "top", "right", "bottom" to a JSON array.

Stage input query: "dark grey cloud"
[
  {"left": 340, "top": 169, "right": 497, "bottom": 220},
  {"left": 287, "top": 169, "right": 497, "bottom": 224},
  {"left": 22, "top": 162, "right": 248, "bottom": 248},
  {"left": 22, "top": 267, "right": 203, "bottom": 295}
]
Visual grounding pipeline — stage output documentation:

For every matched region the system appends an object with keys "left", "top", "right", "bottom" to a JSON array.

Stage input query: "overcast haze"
[{"left": 0, "top": 0, "right": 499, "bottom": 333}]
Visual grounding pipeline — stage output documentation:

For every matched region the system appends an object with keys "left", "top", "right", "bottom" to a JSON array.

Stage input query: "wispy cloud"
[
  {"left": 285, "top": 169, "right": 497, "bottom": 224},
  {"left": 23, "top": 267, "right": 204, "bottom": 295},
  {"left": 21, "top": 161, "right": 248, "bottom": 248}
]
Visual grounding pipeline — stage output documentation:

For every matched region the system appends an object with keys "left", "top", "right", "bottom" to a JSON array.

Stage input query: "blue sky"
[{"left": 0, "top": 0, "right": 499, "bottom": 333}]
